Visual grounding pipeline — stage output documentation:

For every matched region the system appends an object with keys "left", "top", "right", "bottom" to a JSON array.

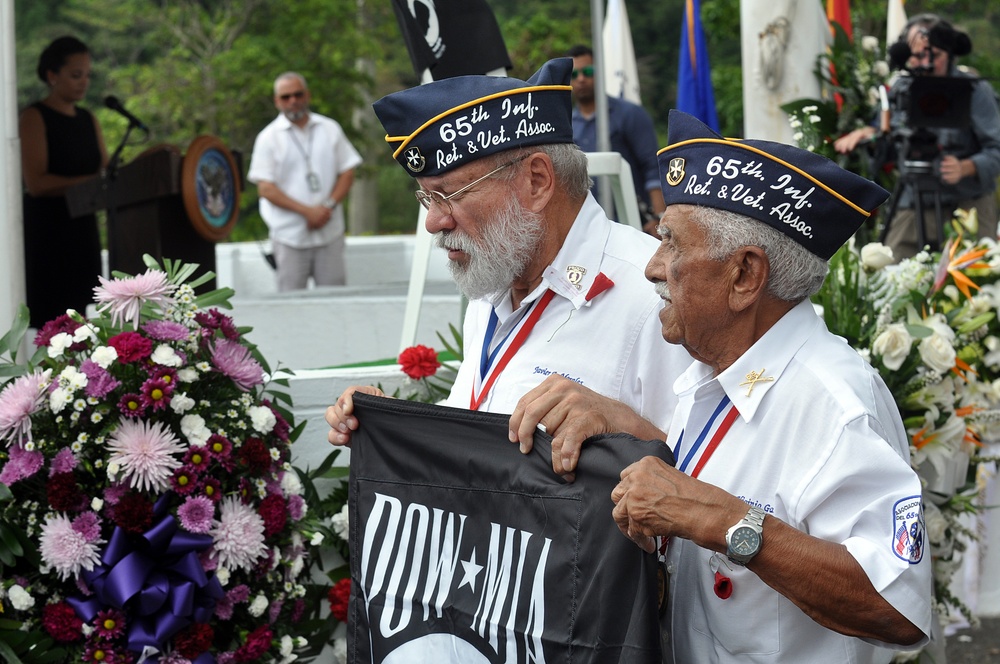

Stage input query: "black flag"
[
  {"left": 347, "top": 394, "right": 671, "bottom": 663},
  {"left": 391, "top": 0, "right": 512, "bottom": 80}
]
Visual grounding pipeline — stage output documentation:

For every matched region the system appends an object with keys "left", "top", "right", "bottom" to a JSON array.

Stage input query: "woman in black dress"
[{"left": 20, "top": 36, "right": 108, "bottom": 328}]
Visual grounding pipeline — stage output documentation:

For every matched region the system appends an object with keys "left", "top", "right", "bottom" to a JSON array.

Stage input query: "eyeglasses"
[
  {"left": 278, "top": 90, "right": 306, "bottom": 101},
  {"left": 414, "top": 154, "right": 528, "bottom": 215},
  {"left": 571, "top": 65, "right": 595, "bottom": 79}
]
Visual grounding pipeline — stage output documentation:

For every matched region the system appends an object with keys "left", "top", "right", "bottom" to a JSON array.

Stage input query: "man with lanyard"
[
  {"left": 326, "top": 58, "right": 690, "bottom": 476},
  {"left": 510, "top": 110, "right": 933, "bottom": 661},
  {"left": 248, "top": 71, "right": 362, "bottom": 291}
]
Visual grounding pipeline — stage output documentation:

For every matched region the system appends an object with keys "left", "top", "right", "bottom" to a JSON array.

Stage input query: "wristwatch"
[
  {"left": 725, "top": 505, "right": 765, "bottom": 566},
  {"left": 321, "top": 198, "right": 337, "bottom": 210}
]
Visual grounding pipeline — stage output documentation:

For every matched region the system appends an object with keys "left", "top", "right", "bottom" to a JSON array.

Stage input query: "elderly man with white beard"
[{"left": 326, "top": 58, "right": 690, "bottom": 475}]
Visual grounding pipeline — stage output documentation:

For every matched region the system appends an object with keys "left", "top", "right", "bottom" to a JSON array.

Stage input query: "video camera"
[
  {"left": 884, "top": 17, "right": 975, "bottom": 176},
  {"left": 886, "top": 75, "right": 974, "bottom": 177}
]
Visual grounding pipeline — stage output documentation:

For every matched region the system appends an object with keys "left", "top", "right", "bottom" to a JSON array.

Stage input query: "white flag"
[
  {"left": 602, "top": 0, "right": 641, "bottom": 104},
  {"left": 886, "top": 0, "right": 908, "bottom": 47}
]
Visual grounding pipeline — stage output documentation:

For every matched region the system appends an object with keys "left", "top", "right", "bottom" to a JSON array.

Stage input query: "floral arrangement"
[
  {"left": 781, "top": 23, "right": 892, "bottom": 184},
  {"left": 0, "top": 258, "right": 339, "bottom": 664},
  {"left": 814, "top": 216, "right": 1000, "bottom": 646}
]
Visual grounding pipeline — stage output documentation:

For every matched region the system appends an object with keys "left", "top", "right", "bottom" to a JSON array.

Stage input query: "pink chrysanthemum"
[
  {"left": 81, "top": 360, "right": 121, "bottom": 399},
  {"left": 178, "top": 495, "right": 215, "bottom": 534},
  {"left": 94, "top": 270, "right": 175, "bottom": 330},
  {"left": 210, "top": 496, "right": 267, "bottom": 572},
  {"left": 106, "top": 419, "right": 186, "bottom": 493},
  {"left": 50, "top": 448, "right": 78, "bottom": 475},
  {"left": 0, "top": 369, "right": 49, "bottom": 447},
  {"left": 0, "top": 443, "right": 44, "bottom": 485},
  {"left": 72, "top": 512, "right": 102, "bottom": 542},
  {"left": 210, "top": 339, "right": 263, "bottom": 391},
  {"left": 39, "top": 514, "right": 105, "bottom": 580},
  {"left": 142, "top": 319, "right": 191, "bottom": 342}
]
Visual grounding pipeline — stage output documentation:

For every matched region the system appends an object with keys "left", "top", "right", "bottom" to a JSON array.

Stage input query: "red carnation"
[
  {"left": 112, "top": 492, "right": 154, "bottom": 534},
  {"left": 328, "top": 578, "right": 352, "bottom": 622},
  {"left": 235, "top": 625, "right": 273, "bottom": 662},
  {"left": 174, "top": 623, "right": 214, "bottom": 659},
  {"left": 34, "top": 314, "right": 86, "bottom": 350},
  {"left": 398, "top": 345, "right": 440, "bottom": 380},
  {"left": 42, "top": 602, "right": 84, "bottom": 642},
  {"left": 258, "top": 494, "right": 287, "bottom": 538},
  {"left": 107, "top": 331, "right": 153, "bottom": 363},
  {"left": 238, "top": 438, "right": 272, "bottom": 476},
  {"left": 47, "top": 472, "right": 87, "bottom": 512}
]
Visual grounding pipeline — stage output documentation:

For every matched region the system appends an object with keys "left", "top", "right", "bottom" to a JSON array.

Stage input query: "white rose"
[
  {"left": 331, "top": 504, "right": 350, "bottom": 541},
  {"left": 248, "top": 405, "right": 277, "bottom": 434},
  {"left": 248, "top": 594, "right": 268, "bottom": 617},
  {"left": 310, "top": 532, "right": 324, "bottom": 546},
  {"left": 280, "top": 635, "right": 295, "bottom": 657},
  {"left": 170, "top": 392, "right": 196, "bottom": 414},
  {"left": 90, "top": 346, "right": 119, "bottom": 369},
  {"left": 177, "top": 367, "right": 199, "bottom": 383},
  {"left": 49, "top": 387, "right": 71, "bottom": 414},
  {"left": 874, "top": 60, "right": 890, "bottom": 78},
  {"left": 919, "top": 333, "right": 957, "bottom": 374},
  {"left": 216, "top": 566, "right": 230, "bottom": 586},
  {"left": 91, "top": 497, "right": 104, "bottom": 511},
  {"left": 180, "top": 414, "right": 210, "bottom": 445},
  {"left": 151, "top": 344, "right": 183, "bottom": 367},
  {"left": 872, "top": 323, "right": 913, "bottom": 371},
  {"left": 281, "top": 471, "right": 303, "bottom": 497},
  {"left": 861, "top": 35, "right": 880, "bottom": 52},
  {"left": 289, "top": 556, "right": 304, "bottom": 579},
  {"left": 8, "top": 585, "right": 35, "bottom": 611},
  {"left": 73, "top": 324, "right": 98, "bottom": 344},
  {"left": 107, "top": 462, "right": 120, "bottom": 480},
  {"left": 860, "top": 242, "right": 894, "bottom": 270},
  {"left": 47, "top": 332, "right": 74, "bottom": 359}
]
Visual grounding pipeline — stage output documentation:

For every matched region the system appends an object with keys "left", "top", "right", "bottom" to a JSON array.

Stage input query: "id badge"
[{"left": 306, "top": 172, "right": 320, "bottom": 192}]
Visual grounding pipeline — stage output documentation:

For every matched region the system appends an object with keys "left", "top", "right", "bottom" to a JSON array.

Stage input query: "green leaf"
[
  {"left": 0, "top": 522, "right": 25, "bottom": 557},
  {"left": 0, "top": 304, "right": 30, "bottom": 360},
  {"left": 0, "top": 638, "right": 26, "bottom": 664}
]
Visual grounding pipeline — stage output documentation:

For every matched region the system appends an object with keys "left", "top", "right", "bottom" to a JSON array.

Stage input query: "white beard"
[{"left": 436, "top": 196, "right": 544, "bottom": 301}]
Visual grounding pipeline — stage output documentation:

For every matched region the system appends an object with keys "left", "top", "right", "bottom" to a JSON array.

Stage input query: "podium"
[{"left": 67, "top": 136, "right": 241, "bottom": 289}]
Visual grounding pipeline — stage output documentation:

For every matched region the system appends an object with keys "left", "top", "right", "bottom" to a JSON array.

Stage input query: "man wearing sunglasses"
[
  {"left": 566, "top": 45, "right": 665, "bottom": 236},
  {"left": 328, "top": 58, "right": 690, "bottom": 477},
  {"left": 248, "top": 71, "right": 362, "bottom": 291}
]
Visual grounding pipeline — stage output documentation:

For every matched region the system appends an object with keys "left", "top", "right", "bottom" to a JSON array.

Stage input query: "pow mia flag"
[
  {"left": 347, "top": 394, "right": 671, "bottom": 663},
  {"left": 390, "top": 0, "right": 512, "bottom": 80}
]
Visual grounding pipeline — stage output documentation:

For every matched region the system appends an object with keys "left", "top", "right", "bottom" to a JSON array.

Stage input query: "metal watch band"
[{"left": 744, "top": 505, "right": 765, "bottom": 528}]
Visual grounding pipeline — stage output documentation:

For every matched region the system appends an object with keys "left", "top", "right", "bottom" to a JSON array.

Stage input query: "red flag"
[{"left": 826, "top": 0, "right": 852, "bottom": 40}]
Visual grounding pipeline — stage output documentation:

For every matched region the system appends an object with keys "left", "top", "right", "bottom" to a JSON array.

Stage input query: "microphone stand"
[{"left": 103, "top": 122, "right": 136, "bottom": 276}]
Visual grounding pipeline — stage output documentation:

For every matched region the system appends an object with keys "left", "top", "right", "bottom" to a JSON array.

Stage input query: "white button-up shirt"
[
  {"left": 247, "top": 111, "right": 362, "bottom": 248},
  {"left": 444, "top": 194, "right": 690, "bottom": 430},
  {"left": 665, "top": 299, "right": 932, "bottom": 663}
]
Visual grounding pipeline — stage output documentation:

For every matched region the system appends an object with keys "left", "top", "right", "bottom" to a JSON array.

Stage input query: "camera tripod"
[{"left": 879, "top": 159, "right": 951, "bottom": 253}]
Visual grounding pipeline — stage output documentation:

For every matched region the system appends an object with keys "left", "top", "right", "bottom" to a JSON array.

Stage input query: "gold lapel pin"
[{"left": 739, "top": 368, "right": 774, "bottom": 397}]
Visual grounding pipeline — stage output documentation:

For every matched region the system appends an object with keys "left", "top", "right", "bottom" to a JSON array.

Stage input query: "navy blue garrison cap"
[
  {"left": 658, "top": 110, "right": 889, "bottom": 260},
  {"left": 372, "top": 58, "right": 574, "bottom": 178}
]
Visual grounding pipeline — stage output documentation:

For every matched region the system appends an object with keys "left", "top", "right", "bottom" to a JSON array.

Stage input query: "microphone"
[{"left": 104, "top": 96, "right": 148, "bottom": 132}]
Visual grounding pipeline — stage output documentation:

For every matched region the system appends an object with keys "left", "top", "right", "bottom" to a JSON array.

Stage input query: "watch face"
[{"left": 730, "top": 526, "right": 761, "bottom": 556}]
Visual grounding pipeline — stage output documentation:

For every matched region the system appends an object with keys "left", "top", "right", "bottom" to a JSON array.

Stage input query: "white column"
[
  {"left": 740, "top": 0, "right": 830, "bottom": 143},
  {"left": 0, "top": 1, "right": 25, "bottom": 339}
]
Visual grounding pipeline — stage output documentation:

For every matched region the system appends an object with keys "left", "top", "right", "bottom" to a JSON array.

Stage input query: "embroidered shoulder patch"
[{"left": 891, "top": 496, "right": 924, "bottom": 564}]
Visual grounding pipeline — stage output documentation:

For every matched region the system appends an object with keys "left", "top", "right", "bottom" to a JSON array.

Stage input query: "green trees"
[{"left": 13, "top": 0, "right": 998, "bottom": 239}]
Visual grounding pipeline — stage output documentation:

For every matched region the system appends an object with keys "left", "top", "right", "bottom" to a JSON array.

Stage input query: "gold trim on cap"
[
  {"left": 387, "top": 84, "right": 572, "bottom": 160},
  {"left": 658, "top": 138, "right": 871, "bottom": 217}
]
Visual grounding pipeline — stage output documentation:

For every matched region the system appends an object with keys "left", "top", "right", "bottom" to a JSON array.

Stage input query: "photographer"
[{"left": 834, "top": 14, "right": 1000, "bottom": 260}]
